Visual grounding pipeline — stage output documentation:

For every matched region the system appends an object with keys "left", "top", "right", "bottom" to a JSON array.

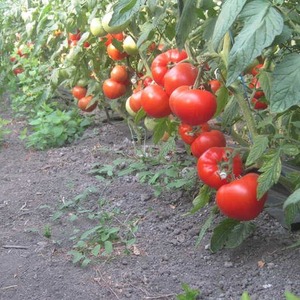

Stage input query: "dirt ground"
[{"left": 1, "top": 98, "right": 300, "bottom": 300}]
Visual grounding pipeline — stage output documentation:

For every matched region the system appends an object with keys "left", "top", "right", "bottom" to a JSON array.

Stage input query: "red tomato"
[
  {"left": 107, "top": 43, "right": 127, "bottom": 61},
  {"left": 129, "top": 90, "right": 143, "bottom": 112},
  {"left": 110, "top": 65, "right": 128, "bottom": 83},
  {"left": 197, "top": 147, "right": 243, "bottom": 190},
  {"left": 13, "top": 68, "right": 24, "bottom": 75},
  {"left": 191, "top": 130, "right": 226, "bottom": 158},
  {"left": 249, "top": 77, "right": 264, "bottom": 99},
  {"left": 164, "top": 63, "right": 198, "bottom": 95},
  {"left": 178, "top": 123, "right": 210, "bottom": 145},
  {"left": 104, "top": 33, "right": 124, "bottom": 46},
  {"left": 151, "top": 49, "right": 188, "bottom": 86},
  {"left": 69, "top": 31, "right": 81, "bottom": 41},
  {"left": 72, "top": 86, "right": 87, "bottom": 100},
  {"left": 209, "top": 79, "right": 222, "bottom": 94},
  {"left": 169, "top": 86, "right": 217, "bottom": 126},
  {"left": 78, "top": 95, "right": 98, "bottom": 112},
  {"left": 102, "top": 78, "right": 127, "bottom": 99},
  {"left": 216, "top": 173, "right": 268, "bottom": 221},
  {"left": 143, "top": 76, "right": 154, "bottom": 87},
  {"left": 83, "top": 41, "right": 90, "bottom": 48},
  {"left": 251, "top": 98, "right": 268, "bottom": 110},
  {"left": 251, "top": 64, "right": 263, "bottom": 76},
  {"left": 141, "top": 84, "right": 171, "bottom": 118}
]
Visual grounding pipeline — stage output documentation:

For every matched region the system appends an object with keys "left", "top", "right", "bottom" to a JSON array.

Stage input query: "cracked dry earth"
[{"left": 1, "top": 104, "right": 300, "bottom": 300}]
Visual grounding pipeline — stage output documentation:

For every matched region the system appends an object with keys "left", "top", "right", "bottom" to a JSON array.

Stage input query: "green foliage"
[
  {"left": 0, "top": 118, "right": 10, "bottom": 147},
  {"left": 242, "top": 291, "right": 300, "bottom": 300},
  {"left": 176, "top": 283, "right": 200, "bottom": 300},
  {"left": 52, "top": 187, "right": 139, "bottom": 267},
  {"left": 283, "top": 188, "right": 300, "bottom": 229},
  {"left": 21, "top": 105, "right": 91, "bottom": 150}
]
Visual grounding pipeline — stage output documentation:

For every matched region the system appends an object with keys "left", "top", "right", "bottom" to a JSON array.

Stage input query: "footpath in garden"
[{"left": 0, "top": 106, "right": 300, "bottom": 300}]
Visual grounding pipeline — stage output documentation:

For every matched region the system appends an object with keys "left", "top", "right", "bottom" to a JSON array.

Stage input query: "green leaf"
[
  {"left": 175, "top": 0, "right": 197, "bottom": 50},
  {"left": 176, "top": 283, "right": 200, "bottom": 300},
  {"left": 68, "top": 250, "right": 84, "bottom": 264},
  {"left": 210, "top": 218, "right": 240, "bottom": 253},
  {"left": 270, "top": 53, "right": 300, "bottom": 113},
  {"left": 195, "top": 212, "right": 215, "bottom": 247},
  {"left": 285, "top": 291, "right": 300, "bottom": 300},
  {"left": 241, "top": 291, "right": 252, "bottom": 300},
  {"left": 214, "top": 86, "right": 229, "bottom": 117},
  {"left": 225, "top": 222, "right": 256, "bottom": 249},
  {"left": 134, "top": 108, "right": 147, "bottom": 124},
  {"left": 227, "top": 0, "right": 284, "bottom": 85},
  {"left": 104, "top": 240, "right": 113, "bottom": 255},
  {"left": 81, "top": 257, "right": 91, "bottom": 267},
  {"left": 281, "top": 144, "right": 300, "bottom": 156},
  {"left": 212, "top": 0, "right": 247, "bottom": 50},
  {"left": 189, "top": 185, "right": 212, "bottom": 215},
  {"left": 91, "top": 244, "right": 101, "bottom": 257},
  {"left": 283, "top": 188, "right": 300, "bottom": 228},
  {"left": 245, "top": 135, "right": 269, "bottom": 166},
  {"left": 258, "top": 149, "right": 282, "bottom": 199},
  {"left": 152, "top": 117, "right": 168, "bottom": 144},
  {"left": 258, "top": 70, "right": 272, "bottom": 101}
]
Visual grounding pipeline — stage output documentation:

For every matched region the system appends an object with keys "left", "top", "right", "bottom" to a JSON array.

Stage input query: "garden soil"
[{"left": 1, "top": 98, "right": 300, "bottom": 300}]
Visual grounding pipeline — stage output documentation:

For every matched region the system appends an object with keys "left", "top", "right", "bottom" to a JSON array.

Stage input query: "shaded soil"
[{"left": 1, "top": 100, "right": 300, "bottom": 300}]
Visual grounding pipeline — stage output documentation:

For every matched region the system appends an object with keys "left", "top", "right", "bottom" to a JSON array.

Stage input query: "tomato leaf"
[
  {"left": 211, "top": 0, "right": 247, "bottom": 50},
  {"left": 227, "top": 0, "right": 284, "bottom": 85},
  {"left": 188, "top": 185, "right": 212, "bottom": 215},
  {"left": 270, "top": 53, "right": 300, "bottom": 113},
  {"left": 283, "top": 188, "right": 300, "bottom": 229},
  {"left": 152, "top": 117, "right": 168, "bottom": 144},
  {"left": 195, "top": 212, "right": 215, "bottom": 247},
  {"left": 285, "top": 291, "right": 300, "bottom": 300},
  {"left": 214, "top": 85, "right": 229, "bottom": 118},
  {"left": 110, "top": 0, "right": 145, "bottom": 27},
  {"left": 258, "top": 70, "right": 273, "bottom": 101},
  {"left": 258, "top": 149, "right": 282, "bottom": 199},
  {"left": 175, "top": 0, "right": 197, "bottom": 50},
  {"left": 210, "top": 218, "right": 240, "bottom": 253},
  {"left": 225, "top": 222, "right": 256, "bottom": 249},
  {"left": 245, "top": 135, "right": 269, "bottom": 167}
]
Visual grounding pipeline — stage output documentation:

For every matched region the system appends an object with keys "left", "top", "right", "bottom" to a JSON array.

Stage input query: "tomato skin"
[
  {"left": 69, "top": 31, "right": 81, "bottom": 41},
  {"left": 216, "top": 173, "right": 268, "bottom": 221},
  {"left": 129, "top": 90, "right": 143, "bottom": 112},
  {"left": 104, "top": 33, "right": 124, "bottom": 46},
  {"left": 169, "top": 86, "right": 217, "bottom": 126},
  {"left": 178, "top": 123, "right": 210, "bottom": 145},
  {"left": 78, "top": 95, "right": 98, "bottom": 112},
  {"left": 249, "top": 77, "right": 264, "bottom": 99},
  {"left": 13, "top": 68, "right": 24, "bottom": 75},
  {"left": 209, "top": 79, "right": 222, "bottom": 94},
  {"left": 164, "top": 63, "right": 198, "bottom": 95},
  {"left": 102, "top": 78, "right": 127, "bottom": 99},
  {"left": 72, "top": 85, "right": 87, "bottom": 100},
  {"left": 251, "top": 98, "right": 268, "bottom": 110},
  {"left": 197, "top": 147, "right": 243, "bottom": 190},
  {"left": 107, "top": 43, "right": 127, "bottom": 61},
  {"left": 191, "top": 130, "right": 226, "bottom": 158},
  {"left": 110, "top": 65, "right": 128, "bottom": 83},
  {"left": 151, "top": 49, "right": 188, "bottom": 86},
  {"left": 251, "top": 63, "right": 263, "bottom": 76},
  {"left": 141, "top": 84, "right": 171, "bottom": 118}
]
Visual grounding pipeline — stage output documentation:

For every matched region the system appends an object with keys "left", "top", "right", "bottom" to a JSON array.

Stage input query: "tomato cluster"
[{"left": 71, "top": 84, "right": 97, "bottom": 112}]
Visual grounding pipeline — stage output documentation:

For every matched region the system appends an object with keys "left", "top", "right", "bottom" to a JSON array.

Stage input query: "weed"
[
  {"left": 43, "top": 224, "right": 52, "bottom": 239},
  {"left": 176, "top": 283, "right": 200, "bottom": 300}
]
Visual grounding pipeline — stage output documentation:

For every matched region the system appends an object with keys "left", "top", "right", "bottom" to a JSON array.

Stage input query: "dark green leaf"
[
  {"left": 189, "top": 185, "right": 212, "bottom": 215},
  {"left": 211, "top": 0, "right": 247, "bottom": 50},
  {"left": 258, "top": 70, "right": 272, "bottom": 101},
  {"left": 195, "top": 212, "right": 215, "bottom": 247},
  {"left": 214, "top": 85, "right": 229, "bottom": 117},
  {"left": 281, "top": 144, "right": 300, "bottom": 156},
  {"left": 175, "top": 0, "right": 197, "bottom": 50},
  {"left": 225, "top": 222, "right": 256, "bottom": 249},
  {"left": 227, "top": 0, "right": 284, "bottom": 85},
  {"left": 283, "top": 188, "right": 300, "bottom": 228},
  {"left": 258, "top": 149, "right": 282, "bottom": 199},
  {"left": 210, "top": 218, "right": 240, "bottom": 253},
  {"left": 270, "top": 53, "right": 300, "bottom": 113},
  {"left": 245, "top": 135, "right": 269, "bottom": 166}
]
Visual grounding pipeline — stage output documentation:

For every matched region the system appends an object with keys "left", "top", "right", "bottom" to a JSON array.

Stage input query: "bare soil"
[{"left": 1, "top": 98, "right": 300, "bottom": 300}]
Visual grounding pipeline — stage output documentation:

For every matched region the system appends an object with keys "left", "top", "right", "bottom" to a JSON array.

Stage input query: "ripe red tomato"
[
  {"left": 216, "top": 173, "right": 268, "bottom": 221},
  {"left": 251, "top": 98, "right": 268, "bottom": 110},
  {"left": 143, "top": 76, "right": 154, "bottom": 87},
  {"left": 178, "top": 123, "right": 210, "bottom": 145},
  {"left": 191, "top": 130, "right": 226, "bottom": 158},
  {"left": 83, "top": 41, "right": 90, "bottom": 48},
  {"left": 141, "top": 84, "right": 171, "bottom": 118},
  {"left": 209, "top": 79, "right": 222, "bottom": 94},
  {"left": 102, "top": 78, "right": 127, "bottom": 99},
  {"left": 163, "top": 63, "right": 198, "bottom": 95},
  {"left": 110, "top": 65, "right": 128, "bottom": 83},
  {"left": 107, "top": 43, "right": 127, "bottom": 61},
  {"left": 251, "top": 63, "right": 263, "bottom": 76},
  {"left": 129, "top": 90, "right": 143, "bottom": 112},
  {"left": 249, "top": 77, "right": 264, "bottom": 99},
  {"left": 104, "top": 33, "right": 124, "bottom": 46},
  {"left": 13, "top": 68, "right": 24, "bottom": 75},
  {"left": 72, "top": 85, "right": 87, "bottom": 100},
  {"left": 197, "top": 147, "right": 243, "bottom": 190},
  {"left": 78, "top": 95, "right": 98, "bottom": 112},
  {"left": 69, "top": 31, "right": 81, "bottom": 41},
  {"left": 169, "top": 86, "right": 217, "bottom": 126},
  {"left": 151, "top": 49, "right": 188, "bottom": 86}
]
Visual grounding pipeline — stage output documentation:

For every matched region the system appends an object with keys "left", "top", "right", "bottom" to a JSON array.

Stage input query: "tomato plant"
[
  {"left": 102, "top": 78, "right": 127, "bottom": 100},
  {"left": 197, "top": 147, "right": 243, "bottom": 190},
  {"left": 216, "top": 173, "right": 268, "bottom": 221},
  {"left": 107, "top": 43, "right": 127, "bottom": 61},
  {"left": 169, "top": 86, "right": 217, "bottom": 126},
  {"left": 110, "top": 65, "right": 128, "bottom": 83},
  {"left": 78, "top": 95, "right": 98, "bottom": 112}
]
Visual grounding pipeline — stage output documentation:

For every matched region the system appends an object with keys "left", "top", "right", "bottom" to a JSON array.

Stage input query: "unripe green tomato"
[
  {"left": 90, "top": 18, "right": 107, "bottom": 37},
  {"left": 125, "top": 97, "right": 136, "bottom": 117},
  {"left": 144, "top": 116, "right": 158, "bottom": 131},
  {"left": 123, "top": 36, "right": 139, "bottom": 55},
  {"left": 77, "top": 78, "right": 89, "bottom": 87},
  {"left": 102, "top": 11, "right": 129, "bottom": 34}
]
